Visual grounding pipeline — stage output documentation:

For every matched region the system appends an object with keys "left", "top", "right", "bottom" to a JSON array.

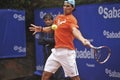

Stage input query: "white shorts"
[{"left": 44, "top": 48, "right": 79, "bottom": 77}]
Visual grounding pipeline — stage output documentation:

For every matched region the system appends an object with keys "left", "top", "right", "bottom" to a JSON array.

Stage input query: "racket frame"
[{"left": 92, "top": 46, "right": 111, "bottom": 64}]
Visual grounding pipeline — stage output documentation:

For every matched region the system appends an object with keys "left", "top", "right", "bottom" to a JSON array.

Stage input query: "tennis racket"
[{"left": 89, "top": 45, "right": 111, "bottom": 64}]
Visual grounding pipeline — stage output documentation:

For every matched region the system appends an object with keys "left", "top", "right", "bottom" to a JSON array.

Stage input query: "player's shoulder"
[{"left": 68, "top": 14, "right": 77, "bottom": 24}]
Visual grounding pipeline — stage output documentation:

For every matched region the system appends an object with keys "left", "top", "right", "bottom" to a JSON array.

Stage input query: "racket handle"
[
  {"left": 89, "top": 44, "right": 94, "bottom": 48},
  {"left": 85, "top": 40, "right": 94, "bottom": 48}
]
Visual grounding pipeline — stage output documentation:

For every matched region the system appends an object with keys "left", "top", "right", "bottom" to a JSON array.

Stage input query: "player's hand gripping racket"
[{"left": 89, "top": 44, "right": 111, "bottom": 64}]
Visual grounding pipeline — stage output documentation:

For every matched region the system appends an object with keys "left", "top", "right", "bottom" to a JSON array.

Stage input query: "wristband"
[{"left": 41, "top": 27, "right": 43, "bottom": 32}]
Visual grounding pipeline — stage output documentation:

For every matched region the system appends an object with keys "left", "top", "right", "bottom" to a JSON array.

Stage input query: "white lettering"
[
  {"left": 98, "top": 6, "right": 120, "bottom": 19},
  {"left": 57, "top": 19, "right": 66, "bottom": 26},
  {"left": 86, "top": 63, "right": 95, "bottom": 67},
  {"left": 105, "top": 68, "right": 120, "bottom": 78},
  {"left": 76, "top": 48, "right": 94, "bottom": 59},
  {"left": 39, "top": 11, "right": 61, "bottom": 19},
  {"left": 103, "top": 30, "right": 120, "bottom": 38},
  {"left": 13, "top": 45, "right": 26, "bottom": 53},
  {"left": 13, "top": 13, "right": 25, "bottom": 21}
]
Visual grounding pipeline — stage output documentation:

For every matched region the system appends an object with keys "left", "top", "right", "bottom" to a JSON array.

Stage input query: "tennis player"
[{"left": 29, "top": 0, "right": 91, "bottom": 80}]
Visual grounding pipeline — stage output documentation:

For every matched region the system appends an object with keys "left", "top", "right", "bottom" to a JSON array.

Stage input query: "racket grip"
[
  {"left": 85, "top": 40, "right": 94, "bottom": 48},
  {"left": 89, "top": 44, "right": 94, "bottom": 48}
]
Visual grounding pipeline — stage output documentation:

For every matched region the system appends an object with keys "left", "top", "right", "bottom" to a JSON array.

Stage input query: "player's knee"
[
  {"left": 41, "top": 71, "right": 53, "bottom": 80},
  {"left": 70, "top": 76, "right": 80, "bottom": 80}
]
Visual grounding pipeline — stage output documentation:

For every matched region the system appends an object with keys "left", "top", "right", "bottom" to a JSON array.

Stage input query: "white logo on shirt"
[{"left": 57, "top": 19, "right": 66, "bottom": 26}]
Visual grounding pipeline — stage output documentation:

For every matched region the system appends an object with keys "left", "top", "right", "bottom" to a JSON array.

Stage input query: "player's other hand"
[
  {"left": 29, "top": 24, "right": 42, "bottom": 35},
  {"left": 83, "top": 39, "right": 93, "bottom": 48}
]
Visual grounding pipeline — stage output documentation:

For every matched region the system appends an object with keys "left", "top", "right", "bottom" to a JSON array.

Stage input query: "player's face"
[
  {"left": 44, "top": 18, "right": 53, "bottom": 26},
  {"left": 63, "top": 2, "right": 74, "bottom": 15}
]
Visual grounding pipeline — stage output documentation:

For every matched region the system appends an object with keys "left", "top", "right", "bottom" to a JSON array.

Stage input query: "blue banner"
[
  {"left": 0, "top": 9, "right": 26, "bottom": 58},
  {"left": 34, "top": 3, "right": 120, "bottom": 80},
  {"left": 74, "top": 3, "right": 120, "bottom": 80}
]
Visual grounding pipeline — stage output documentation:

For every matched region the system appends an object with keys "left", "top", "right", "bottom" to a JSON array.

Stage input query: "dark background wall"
[{"left": 0, "top": 0, "right": 119, "bottom": 80}]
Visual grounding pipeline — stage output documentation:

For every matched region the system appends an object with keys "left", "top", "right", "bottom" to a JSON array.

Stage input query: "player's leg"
[
  {"left": 71, "top": 76, "right": 80, "bottom": 80},
  {"left": 41, "top": 48, "right": 61, "bottom": 80},
  {"left": 41, "top": 71, "right": 53, "bottom": 80},
  {"left": 59, "top": 49, "right": 80, "bottom": 80}
]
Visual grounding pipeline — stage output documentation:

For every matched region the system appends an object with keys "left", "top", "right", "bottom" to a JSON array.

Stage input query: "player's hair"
[{"left": 43, "top": 13, "right": 53, "bottom": 20}]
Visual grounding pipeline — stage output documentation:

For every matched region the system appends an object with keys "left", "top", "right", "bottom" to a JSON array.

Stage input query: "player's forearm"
[
  {"left": 72, "top": 27, "right": 92, "bottom": 47},
  {"left": 42, "top": 26, "right": 52, "bottom": 33},
  {"left": 72, "top": 27, "right": 86, "bottom": 44}
]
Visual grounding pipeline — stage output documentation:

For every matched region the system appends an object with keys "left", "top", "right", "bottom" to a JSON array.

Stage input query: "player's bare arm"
[
  {"left": 29, "top": 24, "right": 52, "bottom": 35},
  {"left": 72, "top": 27, "right": 91, "bottom": 47}
]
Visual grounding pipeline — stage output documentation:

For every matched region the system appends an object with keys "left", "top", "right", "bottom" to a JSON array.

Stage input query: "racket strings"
[
  {"left": 95, "top": 49, "right": 101, "bottom": 59},
  {"left": 94, "top": 47, "right": 110, "bottom": 63}
]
